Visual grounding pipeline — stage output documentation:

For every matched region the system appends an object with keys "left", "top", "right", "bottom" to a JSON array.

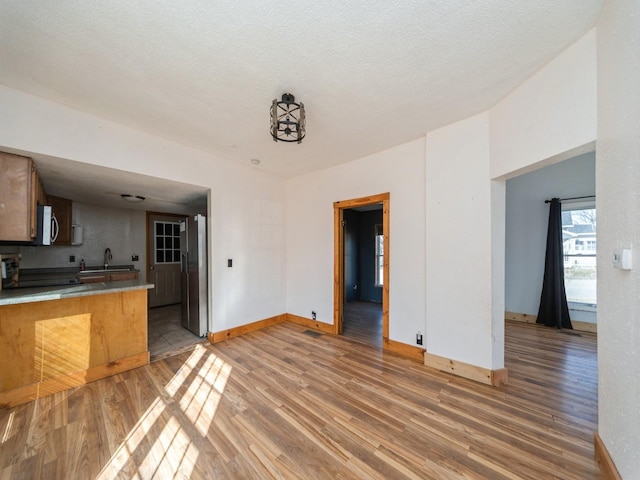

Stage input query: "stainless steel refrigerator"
[{"left": 180, "top": 214, "right": 208, "bottom": 337}]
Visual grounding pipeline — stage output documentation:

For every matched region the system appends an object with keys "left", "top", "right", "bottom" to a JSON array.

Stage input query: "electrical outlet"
[
  {"left": 416, "top": 331, "right": 423, "bottom": 345},
  {"left": 69, "top": 255, "right": 76, "bottom": 263},
  {"left": 312, "top": 311, "right": 316, "bottom": 320},
  {"left": 131, "top": 254, "right": 139, "bottom": 261}
]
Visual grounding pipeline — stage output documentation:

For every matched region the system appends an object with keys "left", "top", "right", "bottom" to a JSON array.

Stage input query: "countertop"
[
  {"left": 0, "top": 279, "right": 154, "bottom": 306},
  {"left": 19, "top": 264, "right": 138, "bottom": 280}
]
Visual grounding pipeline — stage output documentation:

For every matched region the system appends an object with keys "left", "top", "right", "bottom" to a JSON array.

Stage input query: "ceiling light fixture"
[
  {"left": 270, "top": 93, "right": 305, "bottom": 143},
  {"left": 121, "top": 194, "right": 146, "bottom": 203}
]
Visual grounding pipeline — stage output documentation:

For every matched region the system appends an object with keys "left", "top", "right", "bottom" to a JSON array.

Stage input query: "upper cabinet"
[
  {"left": 47, "top": 195, "right": 73, "bottom": 245},
  {"left": 0, "top": 152, "right": 44, "bottom": 242}
]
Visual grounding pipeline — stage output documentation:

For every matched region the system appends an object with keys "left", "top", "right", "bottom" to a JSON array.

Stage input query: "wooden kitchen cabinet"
[
  {"left": 78, "top": 271, "right": 139, "bottom": 284},
  {"left": 47, "top": 195, "right": 73, "bottom": 245},
  {"left": 0, "top": 152, "right": 45, "bottom": 242},
  {"left": 0, "top": 288, "right": 150, "bottom": 408}
]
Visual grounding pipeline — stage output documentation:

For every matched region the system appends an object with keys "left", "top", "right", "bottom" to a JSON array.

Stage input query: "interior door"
[{"left": 147, "top": 213, "right": 185, "bottom": 308}]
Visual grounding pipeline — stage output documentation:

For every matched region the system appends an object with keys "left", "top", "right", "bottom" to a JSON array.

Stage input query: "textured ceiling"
[{"left": 0, "top": 1, "right": 603, "bottom": 210}]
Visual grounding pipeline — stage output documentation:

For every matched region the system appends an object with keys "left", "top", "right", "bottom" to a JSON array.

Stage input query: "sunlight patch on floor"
[
  {"left": 165, "top": 344, "right": 207, "bottom": 397},
  {"left": 97, "top": 397, "right": 167, "bottom": 479},
  {"left": 179, "top": 352, "right": 231, "bottom": 436},
  {"left": 1, "top": 411, "right": 16, "bottom": 444},
  {"left": 97, "top": 343, "right": 232, "bottom": 478},
  {"left": 134, "top": 417, "right": 199, "bottom": 479}
]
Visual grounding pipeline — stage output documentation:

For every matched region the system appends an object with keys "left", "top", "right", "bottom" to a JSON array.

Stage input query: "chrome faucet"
[{"left": 104, "top": 248, "right": 112, "bottom": 269}]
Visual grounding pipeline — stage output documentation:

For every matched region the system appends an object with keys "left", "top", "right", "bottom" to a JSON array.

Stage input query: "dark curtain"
[{"left": 536, "top": 198, "right": 573, "bottom": 329}]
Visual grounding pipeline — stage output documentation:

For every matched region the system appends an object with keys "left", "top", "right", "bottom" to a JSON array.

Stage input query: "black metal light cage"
[{"left": 270, "top": 93, "right": 305, "bottom": 143}]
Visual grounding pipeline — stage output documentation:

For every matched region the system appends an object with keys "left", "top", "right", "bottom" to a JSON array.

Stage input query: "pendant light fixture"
[{"left": 270, "top": 93, "right": 305, "bottom": 143}]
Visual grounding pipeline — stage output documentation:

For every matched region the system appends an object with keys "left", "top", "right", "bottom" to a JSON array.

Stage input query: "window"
[
  {"left": 375, "top": 224, "right": 384, "bottom": 286},
  {"left": 155, "top": 221, "right": 181, "bottom": 264},
  {"left": 562, "top": 206, "right": 596, "bottom": 306}
]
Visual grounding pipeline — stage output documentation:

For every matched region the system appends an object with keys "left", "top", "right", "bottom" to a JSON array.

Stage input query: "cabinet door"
[
  {"left": 30, "top": 166, "right": 43, "bottom": 239},
  {"left": 78, "top": 274, "right": 107, "bottom": 284},
  {"left": 0, "top": 152, "right": 34, "bottom": 241},
  {"left": 47, "top": 195, "right": 72, "bottom": 245},
  {"left": 108, "top": 271, "right": 138, "bottom": 282}
]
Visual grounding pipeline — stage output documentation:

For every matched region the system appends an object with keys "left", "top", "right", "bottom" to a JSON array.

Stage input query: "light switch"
[
  {"left": 228, "top": 259, "right": 233, "bottom": 268},
  {"left": 613, "top": 248, "right": 632, "bottom": 270}
]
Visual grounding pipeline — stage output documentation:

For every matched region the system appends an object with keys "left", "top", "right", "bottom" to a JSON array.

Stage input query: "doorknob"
[{"left": 150, "top": 266, "right": 154, "bottom": 270}]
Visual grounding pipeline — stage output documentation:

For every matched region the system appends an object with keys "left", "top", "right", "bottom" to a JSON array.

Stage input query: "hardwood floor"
[
  {"left": 0, "top": 320, "right": 600, "bottom": 479},
  {"left": 342, "top": 301, "right": 382, "bottom": 347},
  {"left": 148, "top": 304, "right": 208, "bottom": 361}
]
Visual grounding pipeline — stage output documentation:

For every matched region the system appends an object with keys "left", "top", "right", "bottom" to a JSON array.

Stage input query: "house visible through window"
[
  {"left": 375, "top": 224, "right": 384, "bottom": 286},
  {"left": 562, "top": 206, "right": 596, "bottom": 306}
]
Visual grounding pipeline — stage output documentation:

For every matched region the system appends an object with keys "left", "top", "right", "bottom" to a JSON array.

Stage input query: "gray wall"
[
  {"left": 342, "top": 208, "right": 383, "bottom": 303},
  {"left": 344, "top": 209, "right": 359, "bottom": 302},
  {"left": 505, "top": 152, "right": 596, "bottom": 323}
]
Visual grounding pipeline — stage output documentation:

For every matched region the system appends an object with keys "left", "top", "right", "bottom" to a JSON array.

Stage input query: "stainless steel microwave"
[{"left": 35, "top": 205, "right": 59, "bottom": 245}]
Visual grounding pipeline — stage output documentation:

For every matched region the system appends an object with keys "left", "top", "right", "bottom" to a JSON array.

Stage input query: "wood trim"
[
  {"left": 381, "top": 198, "right": 390, "bottom": 346},
  {"left": 491, "top": 368, "right": 509, "bottom": 386},
  {"left": 424, "top": 352, "right": 509, "bottom": 386},
  {"left": 505, "top": 311, "right": 597, "bottom": 333},
  {"left": 333, "top": 192, "right": 390, "bottom": 209},
  {"left": 570, "top": 320, "right": 597, "bottom": 333},
  {"left": 286, "top": 313, "right": 336, "bottom": 334},
  {"left": 333, "top": 192, "right": 390, "bottom": 350},
  {"left": 207, "top": 314, "right": 287, "bottom": 344},
  {"left": 505, "top": 311, "right": 537, "bottom": 324},
  {"left": 334, "top": 206, "right": 343, "bottom": 335},
  {"left": 594, "top": 432, "right": 622, "bottom": 480},
  {"left": 0, "top": 352, "right": 148, "bottom": 410},
  {"left": 385, "top": 339, "right": 425, "bottom": 362}
]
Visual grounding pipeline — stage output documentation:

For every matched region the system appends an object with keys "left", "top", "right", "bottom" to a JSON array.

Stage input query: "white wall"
[
  {"left": 490, "top": 30, "right": 597, "bottom": 179},
  {"left": 286, "top": 138, "right": 426, "bottom": 346},
  {"left": 596, "top": 1, "right": 640, "bottom": 476},
  {"left": 505, "top": 152, "right": 596, "bottom": 323},
  {"left": 417, "top": 29, "right": 597, "bottom": 372},
  {"left": 425, "top": 113, "right": 503, "bottom": 370},
  {"left": 0, "top": 85, "right": 287, "bottom": 333},
  {"left": 285, "top": 28, "right": 599, "bottom": 374}
]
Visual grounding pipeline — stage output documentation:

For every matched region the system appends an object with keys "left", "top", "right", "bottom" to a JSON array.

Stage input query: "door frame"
[{"left": 334, "top": 192, "right": 390, "bottom": 348}]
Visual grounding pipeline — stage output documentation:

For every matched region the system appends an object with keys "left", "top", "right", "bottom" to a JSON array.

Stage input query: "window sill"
[{"left": 568, "top": 302, "right": 597, "bottom": 313}]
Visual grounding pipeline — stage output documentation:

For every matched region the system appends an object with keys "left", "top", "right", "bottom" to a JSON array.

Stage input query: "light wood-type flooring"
[
  {"left": 343, "top": 300, "right": 383, "bottom": 347},
  {"left": 0, "top": 320, "right": 600, "bottom": 479}
]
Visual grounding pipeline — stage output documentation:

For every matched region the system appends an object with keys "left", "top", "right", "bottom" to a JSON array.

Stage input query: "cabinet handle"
[{"left": 51, "top": 214, "right": 59, "bottom": 243}]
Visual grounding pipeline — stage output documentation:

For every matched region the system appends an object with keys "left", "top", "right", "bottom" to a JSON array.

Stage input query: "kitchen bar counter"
[
  {"left": 0, "top": 280, "right": 153, "bottom": 408},
  {"left": 0, "top": 278, "right": 152, "bottom": 306},
  {"left": 2, "top": 264, "right": 140, "bottom": 291}
]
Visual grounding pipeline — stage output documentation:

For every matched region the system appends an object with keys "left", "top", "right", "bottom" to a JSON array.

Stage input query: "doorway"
[
  {"left": 146, "top": 212, "right": 186, "bottom": 308},
  {"left": 146, "top": 212, "right": 205, "bottom": 360},
  {"left": 334, "top": 193, "right": 389, "bottom": 348},
  {"left": 341, "top": 206, "right": 384, "bottom": 346}
]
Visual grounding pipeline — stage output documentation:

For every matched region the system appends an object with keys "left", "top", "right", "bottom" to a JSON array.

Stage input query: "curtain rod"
[{"left": 545, "top": 195, "right": 595, "bottom": 204}]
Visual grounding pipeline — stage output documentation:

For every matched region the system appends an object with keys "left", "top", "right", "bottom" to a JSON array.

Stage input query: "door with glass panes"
[{"left": 147, "top": 213, "right": 185, "bottom": 307}]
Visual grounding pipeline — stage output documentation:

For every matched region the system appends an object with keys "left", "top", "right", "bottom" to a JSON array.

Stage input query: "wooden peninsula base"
[{"left": 0, "top": 285, "right": 150, "bottom": 409}]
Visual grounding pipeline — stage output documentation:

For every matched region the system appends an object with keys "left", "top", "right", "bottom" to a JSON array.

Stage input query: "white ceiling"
[{"left": 0, "top": 1, "right": 603, "bottom": 212}]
